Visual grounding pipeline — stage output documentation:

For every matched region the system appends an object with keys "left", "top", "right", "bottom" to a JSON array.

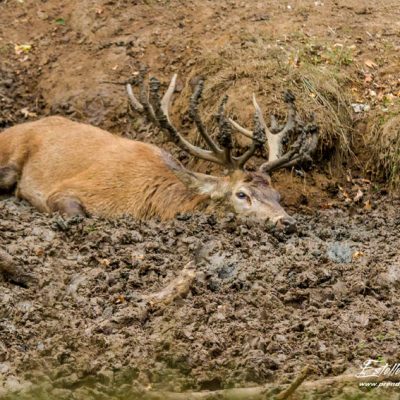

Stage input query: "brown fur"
[
  {"left": 0, "top": 117, "right": 293, "bottom": 226},
  {"left": 0, "top": 117, "right": 210, "bottom": 219}
]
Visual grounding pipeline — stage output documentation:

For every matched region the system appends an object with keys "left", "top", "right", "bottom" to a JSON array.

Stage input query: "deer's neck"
[
  {"left": 140, "top": 176, "right": 209, "bottom": 219},
  {"left": 122, "top": 148, "right": 211, "bottom": 220}
]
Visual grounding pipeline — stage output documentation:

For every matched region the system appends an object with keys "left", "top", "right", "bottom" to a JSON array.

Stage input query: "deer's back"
[{"left": 1, "top": 116, "right": 202, "bottom": 218}]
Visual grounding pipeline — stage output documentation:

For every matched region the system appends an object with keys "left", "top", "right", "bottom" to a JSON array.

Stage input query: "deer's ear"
[
  {"left": 175, "top": 169, "right": 227, "bottom": 199},
  {"left": 163, "top": 151, "right": 227, "bottom": 198}
]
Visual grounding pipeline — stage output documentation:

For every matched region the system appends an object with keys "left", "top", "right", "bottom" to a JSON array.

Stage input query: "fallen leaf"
[
  {"left": 338, "top": 185, "right": 351, "bottom": 202},
  {"left": 55, "top": 18, "right": 66, "bottom": 25},
  {"left": 34, "top": 247, "right": 45, "bottom": 256},
  {"left": 364, "top": 59, "right": 377, "bottom": 69},
  {"left": 353, "top": 189, "right": 363, "bottom": 202},
  {"left": 364, "top": 73, "right": 373, "bottom": 84},
  {"left": 352, "top": 251, "right": 364, "bottom": 260},
  {"left": 98, "top": 258, "right": 110, "bottom": 267},
  {"left": 364, "top": 200, "right": 372, "bottom": 210},
  {"left": 20, "top": 108, "right": 37, "bottom": 118},
  {"left": 14, "top": 44, "right": 32, "bottom": 55},
  {"left": 385, "top": 93, "right": 396, "bottom": 102},
  {"left": 115, "top": 295, "right": 126, "bottom": 304}
]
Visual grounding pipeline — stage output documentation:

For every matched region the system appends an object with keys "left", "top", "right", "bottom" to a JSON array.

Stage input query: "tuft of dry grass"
[{"left": 365, "top": 110, "right": 400, "bottom": 188}]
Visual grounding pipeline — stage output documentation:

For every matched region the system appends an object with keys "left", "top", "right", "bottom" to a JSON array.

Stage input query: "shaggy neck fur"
[{"left": 136, "top": 174, "right": 211, "bottom": 219}]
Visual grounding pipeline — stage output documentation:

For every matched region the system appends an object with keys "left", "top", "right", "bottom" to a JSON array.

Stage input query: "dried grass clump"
[
  {"left": 365, "top": 111, "right": 400, "bottom": 188},
  {"left": 172, "top": 41, "right": 354, "bottom": 164}
]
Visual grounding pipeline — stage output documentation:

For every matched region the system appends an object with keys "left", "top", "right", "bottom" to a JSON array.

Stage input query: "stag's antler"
[
  {"left": 228, "top": 90, "right": 318, "bottom": 173},
  {"left": 259, "top": 123, "right": 319, "bottom": 174},
  {"left": 126, "top": 72, "right": 265, "bottom": 170}
]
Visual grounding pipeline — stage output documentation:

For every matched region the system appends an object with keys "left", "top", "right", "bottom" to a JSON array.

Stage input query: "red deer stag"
[{"left": 0, "top": 74, "right": 317, "bottom": 231}]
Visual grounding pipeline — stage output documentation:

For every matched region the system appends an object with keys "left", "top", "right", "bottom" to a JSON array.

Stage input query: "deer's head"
[{"left": 127, "top": 73, "right": 318, "bottom": 231}]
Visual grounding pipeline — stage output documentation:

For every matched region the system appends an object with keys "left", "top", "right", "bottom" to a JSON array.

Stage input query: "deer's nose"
[{"left": 276, "top": 216, "right": 297, "bottom": 233}]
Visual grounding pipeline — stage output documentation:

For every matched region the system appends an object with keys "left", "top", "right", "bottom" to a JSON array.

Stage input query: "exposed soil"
[
  {"left": 1, "top": 0, "right": 400, "bottom": 398},
  {"left": 1, "top": 195, "right": 400, "bottom": 399}
]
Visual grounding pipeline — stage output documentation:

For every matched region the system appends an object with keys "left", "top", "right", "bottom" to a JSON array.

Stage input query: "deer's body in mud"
[{"left": 0, "top": 74, "right": 317, "bottom": 231}]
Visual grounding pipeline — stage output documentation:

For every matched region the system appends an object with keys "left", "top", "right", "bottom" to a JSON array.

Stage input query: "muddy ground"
[
  {"left": 1, "top": 194, "right": 400, "bottom": 399},
  {"left": 1, "top": 0, "right": 400, "bottom": 398}
]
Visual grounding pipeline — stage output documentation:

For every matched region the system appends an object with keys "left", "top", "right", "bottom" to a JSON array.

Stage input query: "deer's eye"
[{"left": 236, "top": 191, "right": 248, "bottom": 200}]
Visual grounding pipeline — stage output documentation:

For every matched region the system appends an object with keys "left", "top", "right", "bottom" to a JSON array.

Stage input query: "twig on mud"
[
  {"left": 142, "top": 386, "right": 269, "bottom": 400},
  {"left": 142, "top": 261, "right": 197, "bottom": 311},
  {"left": 139, "top": 370, "right": 400, "bottom": 400},
  {"left": 140, "top": 366, "right": 311, "bottom": 400},
  {"left": 275, "top": 366, "right": 311, "bottom": 399},
  {"left": 0, "top": 248, "right": 32, "bottom": 287}
]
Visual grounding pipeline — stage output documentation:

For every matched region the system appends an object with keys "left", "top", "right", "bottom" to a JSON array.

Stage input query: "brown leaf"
[
  {"left": 352, "top": 251, "right": 364, "bottom": 260},
  {"left": 115, "top": 295, "right": 126, "bottom": 304},
  {"left": 364, "top": 59, "right": 378, "bottom": 69},
  {"left": 364, "top": 73, "right": 373, "bottom": 84},
  {"left": 20, "top": 108, "right": 37, "bottom": 118},
  {"left": 99, "top": 258, "right": 110, "bottom": 267},
  {"left": 353, "top": 189, "right": 363, "bottom": 202}
]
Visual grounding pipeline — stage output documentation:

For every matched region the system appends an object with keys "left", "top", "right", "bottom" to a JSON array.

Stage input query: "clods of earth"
[{"left": 1, "top": 195, "right": 400, "bottom": 399}]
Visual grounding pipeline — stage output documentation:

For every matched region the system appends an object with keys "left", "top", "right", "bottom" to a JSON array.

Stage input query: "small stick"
[
  {"left": 275, "top": 366, "right": 311, "bottom": 399},
  {"left": 140, "top": 371, "right": 399, "bottom": 399},
  {"left": 143, "top": 261, "right": 197, "bottom": 311}
]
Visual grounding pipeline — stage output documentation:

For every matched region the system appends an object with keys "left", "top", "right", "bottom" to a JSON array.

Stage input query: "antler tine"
[
  {"left": 252, "top": 94, "right": 282, "bottom": 159},
  {"left": 189, "top": 80, "right": 222, "bottom": 154},
  {"left": 126, "top": 83, "right": 144, "bottom": 113},
  {"left": 216, "top": 95, "right": 234, "bottom": 168},
  {"left": 252, "top": 93, "right": 268, "bottom": 132},
  {"left": 137, "top": 69, "right": 158, "bottom": 125},
  {"left": 228, "top": 117, "right": 253, "bottom": 139},
  {"left": 160, "top": 73, "right": 177, "bottom": 124},
  {"left": 147, "top": 77, "right": 222, "bottom": 164},
  {"left": 126, "top": 73, "right": 261, "bottom": 170},
  {"left": 233, "top": 103, "right": 266, "bottom": 168},
  {"left": 226, "top": 94, "right": 271, "bottom": 140},
  {"left": 228, "top": 91, "right": 299, "bottom": 163},
  {"left": 276, "top": 90, "right": 297, "bottom": 138},
  {"left": 270, "top": 114, "right": 280, "bottom": 133},
  {"left": 260, "top": 124, "right": 319, "bottom": 174},
  {"left": 265, "top": 91, "right": 297, "bottom": 162}
]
